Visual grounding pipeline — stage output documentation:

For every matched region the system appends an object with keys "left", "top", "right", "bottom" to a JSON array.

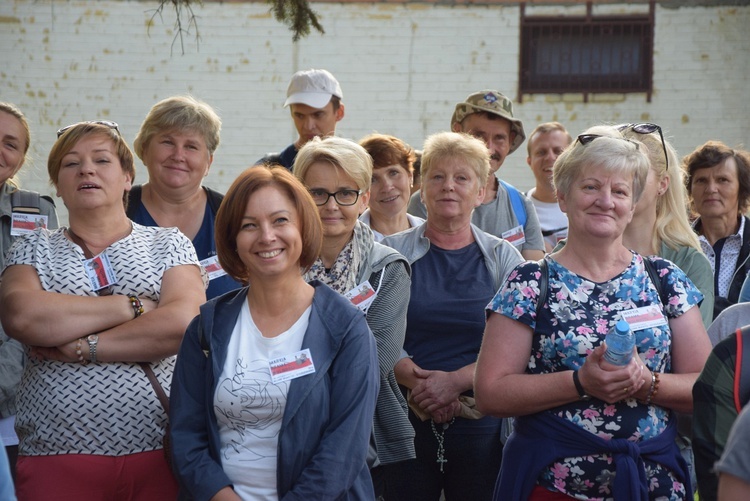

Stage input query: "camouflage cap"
[{"left": 450, "top": 90, "right": 526, "bottom": 154}]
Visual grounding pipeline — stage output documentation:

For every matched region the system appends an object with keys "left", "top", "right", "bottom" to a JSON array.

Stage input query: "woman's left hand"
[
  {"left": 30, "top": 339, "right": 80, "bottom": 363},
  {"left": 411, "top": 367, "right": 463, "bottom": 413},
  {"left": 579, "top": 345, "right": 646, "bottom": 403}
]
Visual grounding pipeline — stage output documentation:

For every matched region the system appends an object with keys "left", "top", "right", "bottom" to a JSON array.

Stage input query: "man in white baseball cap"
[{"left": 258, "top": 69, "right": 345, "bottom": 170}]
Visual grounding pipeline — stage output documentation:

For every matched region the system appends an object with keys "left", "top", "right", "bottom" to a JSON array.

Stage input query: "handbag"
[{"left": 139, "top": 362, "right": 172, "bottom": 468}]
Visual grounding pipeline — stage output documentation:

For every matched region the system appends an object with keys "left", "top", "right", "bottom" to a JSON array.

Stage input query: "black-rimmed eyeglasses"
[
  {"left": 576, "top": 134, "right": 640, "bottom": 150},
  {"left": 57, "top": 120, "right": 120, "bottom": 138},
  {"left": 617, "top": 123, "right": 668, "bottom": 169},
  {"left": 308, "top": 189, "right": 362, "bottom": 207}
]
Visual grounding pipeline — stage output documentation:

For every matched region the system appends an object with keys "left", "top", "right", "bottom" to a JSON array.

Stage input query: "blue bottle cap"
[{"left": 616, "top": 319, "right": 630, "bottom": 334}]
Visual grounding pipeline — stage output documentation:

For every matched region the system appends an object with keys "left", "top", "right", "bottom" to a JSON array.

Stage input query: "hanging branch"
[
  {"left": 268, "top": 0, "right": 325, "bottom": 41},
  {"left": 147, "top": 0, "right": 324, "bottom": 55},
  {"left": 148, "top": 0, "right": 202, "bottom": 55}
]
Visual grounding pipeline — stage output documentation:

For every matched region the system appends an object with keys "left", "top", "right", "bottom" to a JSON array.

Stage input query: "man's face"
[
  {"left": 453, "top": 113, "right": 513, "bottom": 173},
  {"left": 290, "top": 101, "right": 345, "bottom": 146},
  {"left": 527, "top": 130, "right": 570, "bottom": 191}
]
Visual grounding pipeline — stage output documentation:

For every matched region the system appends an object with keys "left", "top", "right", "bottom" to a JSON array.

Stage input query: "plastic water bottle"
[{"left": 603, "top": 319, "right": 635, "bottom": 366}]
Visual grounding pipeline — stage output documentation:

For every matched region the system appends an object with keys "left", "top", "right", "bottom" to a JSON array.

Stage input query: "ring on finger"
[{"left": 623, "top": 386, "right": 630, "bottom": 394}]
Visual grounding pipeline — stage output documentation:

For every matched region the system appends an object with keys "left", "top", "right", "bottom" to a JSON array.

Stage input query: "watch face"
[{"left": 87, "top": 334, "right": 98, "bottom": 343}]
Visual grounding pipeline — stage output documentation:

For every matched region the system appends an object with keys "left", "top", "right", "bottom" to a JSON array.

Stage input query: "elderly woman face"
[
  {"left": 690, "top": 157, "right": 740, "bottom": 220},
  {"left": 559, "top": 163, "right": 636, "bottom": 241},
  {"left": 141, "top": 128, "right": 213, "bottom": 193},
  {"left": 422, "top": 155, "right": 484, "bottom": 223}
]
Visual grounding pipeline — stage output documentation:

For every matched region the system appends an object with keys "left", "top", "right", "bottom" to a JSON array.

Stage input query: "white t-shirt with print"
[{"left": 216, "top": 301, "right": 311, "bottom": 500}]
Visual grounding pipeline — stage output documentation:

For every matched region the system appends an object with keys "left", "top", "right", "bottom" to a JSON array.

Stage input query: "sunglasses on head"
[
  {"left": 576, "top": 134, "right": 640, "bottom": 150},
  {"left": 57, "top": 120, "right": 120, "bottom": 138},
  {"left": 616, "top": 123, "right": 668, "bottom": 169}
]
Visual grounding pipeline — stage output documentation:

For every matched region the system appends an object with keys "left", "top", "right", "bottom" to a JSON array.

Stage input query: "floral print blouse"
[{"left": 487, "top": 252, "right": 702, "bottom": 500}]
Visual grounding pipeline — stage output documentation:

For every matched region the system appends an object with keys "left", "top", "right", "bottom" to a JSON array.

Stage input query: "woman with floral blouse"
[{"left": 475, "top": 126, "right": 711, "bottom": 500}]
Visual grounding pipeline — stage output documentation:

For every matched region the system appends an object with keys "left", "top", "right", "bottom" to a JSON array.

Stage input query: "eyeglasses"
[
  {"left": 57, "top": 120, "right": 120, "bottom": 138},
  {"left": 576, "top": 134, "right": 640, "bottom": 150},
  {"left": 617, "top": 123, "right": 668, "bottom": 169},
  {"left": 308, "top": 188, "right": 362, "bottom": 207}
]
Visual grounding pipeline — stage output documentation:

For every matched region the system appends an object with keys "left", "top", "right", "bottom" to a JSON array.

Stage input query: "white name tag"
[
  {"left": 621, "top": 305, "right": 668, "bottom": 331},
  {"left": 344, "top": 281, "right": 377, "bottom": 312},
  {"left": 502, "top": 225, "right": 526, "bottom": 247},
  {"left": 10, "top": 213, "right": 48, "bottom": 236},
  {"left": 200, "top": 255, "right": 228, "bottom": 281},
  {"left": 268, "top": 349, "right": 316, "bottom": 384},
  {"left": 84, "top": 253, "right": 118, "bottom": 292}
]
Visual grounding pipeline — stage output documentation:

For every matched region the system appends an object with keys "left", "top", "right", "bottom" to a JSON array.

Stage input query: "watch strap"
[{"left": 572, "top": 370, "right": 589, "bottom": 400}]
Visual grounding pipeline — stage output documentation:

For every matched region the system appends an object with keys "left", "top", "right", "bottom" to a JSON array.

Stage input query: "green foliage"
[
  {"left": 268, "top": 0, "right": 325, "bottom": 41},
  {"left": 151, "top": 0, "right": 324, "bottom": 54}
]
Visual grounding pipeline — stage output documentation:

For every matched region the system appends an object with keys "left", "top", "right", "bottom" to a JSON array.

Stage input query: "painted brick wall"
[{"left": 1, "top": 1, "right": 748, "bottom": 224}]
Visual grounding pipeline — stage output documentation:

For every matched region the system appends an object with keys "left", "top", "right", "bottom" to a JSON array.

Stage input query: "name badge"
[
  {"left": 268, "top": 349, "right": 315, "bottom": 384},
  {"left": 84, "top": 253, "right": 118, "bottom": 292},
  {"left": 200, "top": 255, "right": 228, "bottom": 281},
  {"left": 620, "top": 305, "right": 668, "bottom": 331},
  {"left": 502, "top": 225, "right": 526, "bottom": 247},
  {"left": 10, "top": 213, "right": 48, "bottom": 236},
  {"left": 345, "top": 281, "right": 377, "bottom": 312}
]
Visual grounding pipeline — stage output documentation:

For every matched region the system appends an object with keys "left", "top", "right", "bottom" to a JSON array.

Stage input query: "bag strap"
[
  {"left": 536, "top": 258, "right": 549, "bottom": 313},
  {"left": 11, "top": 189, "right": 42, "bottom": 214},
  {"left": 499, "top": 179, "right": 527, "bottom": 227},
  {"left": 125, "top": 185, "right": 142, "bottom": 220},
  {"left": 734, "top": 325, "right": 750, "bottom": 413},
  {"left": 139, "top": 362, "right": 170, "bottom": 414},
  {"left": 643, "top": 257, "right": 668, "bottom": 307}
]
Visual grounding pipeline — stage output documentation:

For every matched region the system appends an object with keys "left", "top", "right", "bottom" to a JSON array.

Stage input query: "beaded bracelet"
[
  {"left": 75, "top": 338, "right": 88, "bottom": 365},
  {"left": 645, "top": 372, "right": 661, "bottom": 405},
  {"left": 128, "top": 294, "right": 144, "bottom": 318}
]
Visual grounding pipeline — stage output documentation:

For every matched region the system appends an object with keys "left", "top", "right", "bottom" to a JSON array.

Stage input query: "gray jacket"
[
  {"left": 382, "top": 221, "right": 523, "bottom": 293},
  {"left": 0, "top": 184, "right": 58, "bottom": 419}
]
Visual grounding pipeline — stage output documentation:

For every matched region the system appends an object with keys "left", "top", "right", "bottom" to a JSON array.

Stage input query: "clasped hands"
[{"left": 410, "top": 367, "right": 465, "bottom": 424}]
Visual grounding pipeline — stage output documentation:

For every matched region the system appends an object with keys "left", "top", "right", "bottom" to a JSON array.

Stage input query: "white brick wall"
[{"left": 1, "top": 1, "right": 748, "bottom": 224}]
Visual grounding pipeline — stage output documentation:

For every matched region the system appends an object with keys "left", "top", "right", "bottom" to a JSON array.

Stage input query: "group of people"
[{"left": 1, "top": 66, "right": 750, "bottom": 501}]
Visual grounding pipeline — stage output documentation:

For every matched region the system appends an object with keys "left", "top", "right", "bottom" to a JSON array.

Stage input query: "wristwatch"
[
  {"left": 572, "top": 370, "right": 591, "bottom": 401},
  {"left": 87, "top": 334, "right": 99, "bottom": 364}
]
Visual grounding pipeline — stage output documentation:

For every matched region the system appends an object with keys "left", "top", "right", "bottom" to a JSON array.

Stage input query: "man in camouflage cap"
[{"left": 408, "top": 90, "right": 545, "bottom": 260}]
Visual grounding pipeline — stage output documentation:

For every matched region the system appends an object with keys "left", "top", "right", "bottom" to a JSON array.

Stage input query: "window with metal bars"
[{"left": 519, "top": 2, "right": 655, "bottom": 102}]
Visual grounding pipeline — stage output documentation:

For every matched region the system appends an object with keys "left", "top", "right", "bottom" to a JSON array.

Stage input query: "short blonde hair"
[
  {"left": 293, "top": 136, "right": 372, "bottom": 192},
  {"left": 133, "top": 95, "right": 221, "bottom": 159},
  {"left": 553, "top": 125, "right": 650, "bottom": 205},
  {"left": 421, "top": 132, "right": 490, "bottom": 186}
]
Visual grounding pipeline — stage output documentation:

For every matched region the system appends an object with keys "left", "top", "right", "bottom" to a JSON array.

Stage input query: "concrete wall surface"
[{"left": 2, "top": 1, "right": 748, "bottom": 224}]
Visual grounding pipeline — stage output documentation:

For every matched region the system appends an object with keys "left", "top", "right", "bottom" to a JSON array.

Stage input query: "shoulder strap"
[
  {"left": 126, "top": 185, "right": 143, "bottom": 219},
  {"left": 11, "top": 190, "right": 41, "bottom": 214},
  {"left": 643, "top": 257, "right": 668, "bottom": 307},
  {"left": 536, "top": 258, "right": 548, "bottom": 313},
  {"left": 204, "top": 186, "right": 224, "bottom": 215},
  {"left": 499, "top": 179, "right": 527, "bottom": 227},
  {"left": 735, "top": 326, "right": 750, "bottom": 413},
  {"left": 139, "top": 363, "right": 170, "bottom": 413}
]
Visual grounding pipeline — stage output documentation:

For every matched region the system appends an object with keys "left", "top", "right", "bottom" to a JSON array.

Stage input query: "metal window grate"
[{"left": 519, "top": 2, "right": 654, "bottom": 102}]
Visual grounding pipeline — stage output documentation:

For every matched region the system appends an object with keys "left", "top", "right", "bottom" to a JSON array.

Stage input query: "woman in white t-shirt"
[
  {"left": 0, "top": 121, "right": 206, "bottom": 500},
  {"left": 170, "top": 165, "right": 379, "bottom": 500}
]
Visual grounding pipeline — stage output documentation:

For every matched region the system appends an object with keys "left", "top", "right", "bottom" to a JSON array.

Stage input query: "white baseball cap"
[{"left": 284, "top": 69, "right": 343, "bottom": 109}]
